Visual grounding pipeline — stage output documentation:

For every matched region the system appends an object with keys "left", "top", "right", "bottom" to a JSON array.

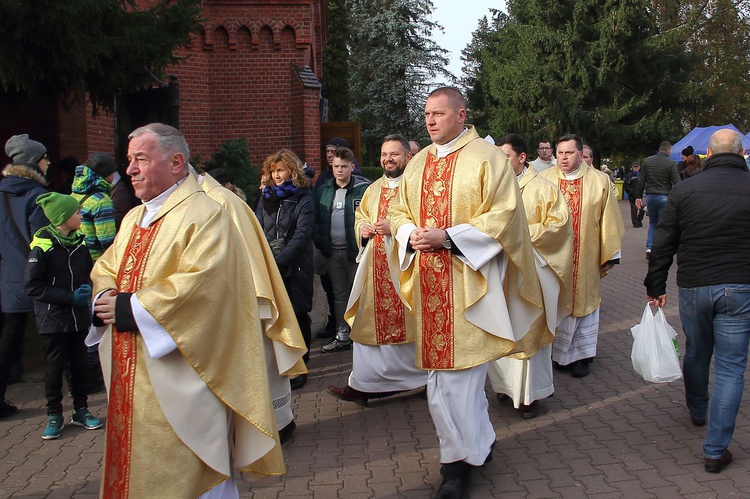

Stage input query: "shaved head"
[
  {"left": 427, "top": 87, "right": 467, "bottom": 110},
  {"left": 708, "top": 129, "right": 743, "bottom": 155}
]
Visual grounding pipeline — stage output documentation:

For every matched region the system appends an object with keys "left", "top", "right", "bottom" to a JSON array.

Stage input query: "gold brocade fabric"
[
  {"left": 540, "top": 162, "right": 625, "bottom": 317},
  {"left": 502, "top": 168, "right": 575, "bottom": 360},
  {"left": 518, "top": 167, "right": 574, "bottom": 311},
  {"left": 92, "top": 176, "right": 284, "bottom": 497},
  {"left": 389, "top": 126, "right": 545, "bottom": 370},
  {"left": 201, "top": 173, "right": 307, "bottom": 376},
  {"left": 348, "top": 177, "right": 415, "bottom": 346}
]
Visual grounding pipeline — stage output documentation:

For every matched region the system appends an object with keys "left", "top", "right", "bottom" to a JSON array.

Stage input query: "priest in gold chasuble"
[
  {"left": 327, "top": 135, "right": 427, "bottom": 406},
  {"left": 89, "top": 124, "right": 284, "bottom": 498},
  {"left": 540, "top": 134, "right": 625, "bottom": 378},
  {"left": 389, "top": 88, "right": 545, "bottom": 496},
  {"left": 196, "top": 169, "right": 306, "bottom": 436},
  {"left": 488, "top": 134, "right": 574, "bottom": 419}
]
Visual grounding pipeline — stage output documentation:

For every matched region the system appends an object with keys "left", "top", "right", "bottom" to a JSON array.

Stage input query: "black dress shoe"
[
  {"left": 435, "top": 461, "right": 471, "bottom": 499},
  {"left": 519, "top": 401, "right": 539, "bottom": 419},
  {"left": 484, "top": 441, "right": 496, "bottom": 464},
  {"left": 691, "top": 415, "right": 706, "bottom": 427},
  {"left": 705, "top": 450, "right": 732, "bottom": 473},
  {"left": 0, "top": 400, "right": 18, "bottom": 419},
  {"left": 571, "top": 360, "right": 590, "bottom": 378},
  {"left": 278, "top": 420, "right": 296, "bottom": 444},
  {"left": 326, "top": 385, "right": 370, "bottom": 406},
  {"left": 290, "top": 374, "right": 307, "bottom": 391}
]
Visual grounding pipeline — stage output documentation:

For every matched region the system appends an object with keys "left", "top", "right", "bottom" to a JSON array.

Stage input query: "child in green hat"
[{"left": 24, "top": 192, "right": 103, "bottom": 440}]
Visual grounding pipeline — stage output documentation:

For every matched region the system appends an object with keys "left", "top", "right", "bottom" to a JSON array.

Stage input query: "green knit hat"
[{"left": 36, "top": 192, "right": 80, "bottom": 226}]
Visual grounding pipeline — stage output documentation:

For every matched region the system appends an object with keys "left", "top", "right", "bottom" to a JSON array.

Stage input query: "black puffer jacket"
[
  {"left": 0, "top": 163, "right": 49, "bottom": 312},
  {"left": 645, "top": 153, "right": 750, "bottom": 296},
  {"left": 24, "top": 227, "right": 93, "bottom": 334},
  {"left": 255, "top": 189, "right": 315, "bottom": 314}
]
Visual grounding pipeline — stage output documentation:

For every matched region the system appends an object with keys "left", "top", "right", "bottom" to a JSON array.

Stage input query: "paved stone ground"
[{"left": 2, "top": 200, "right": 749, "bottom": 498}]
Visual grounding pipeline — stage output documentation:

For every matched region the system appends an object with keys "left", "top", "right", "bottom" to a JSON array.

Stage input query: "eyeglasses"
[{"left": 42, "top": 155, "right": 50, "bottom": 162}]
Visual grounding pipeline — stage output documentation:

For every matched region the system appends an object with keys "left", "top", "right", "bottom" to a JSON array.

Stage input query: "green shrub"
[
  {"left": 361, "top": 166, "right": 382, "bottom": 182},
  {"left": 202, "top": 137, "right": 259, "bottom": 205}
]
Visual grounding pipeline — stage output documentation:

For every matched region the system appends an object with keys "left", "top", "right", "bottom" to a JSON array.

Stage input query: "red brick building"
[{"left": 1, "top": 0, "right": 327, "bottom": 187}]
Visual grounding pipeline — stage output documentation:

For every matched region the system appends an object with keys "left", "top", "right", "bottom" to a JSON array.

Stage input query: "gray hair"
[
  {"left": 129, "top": 123, "right": 190, "bottom": 163},
  {"left": 708, "top": 130, "right": 743, "bottom": 154}
]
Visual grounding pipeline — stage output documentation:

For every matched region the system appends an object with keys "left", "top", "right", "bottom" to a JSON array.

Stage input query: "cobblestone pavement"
[{"left": 2, "top": 200, "right": 749, "bottom": 498}]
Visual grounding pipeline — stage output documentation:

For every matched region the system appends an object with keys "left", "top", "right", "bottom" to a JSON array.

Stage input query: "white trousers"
[
  {"left": 427, "top": 364, "right": 495, "bottom": 466},
  {"left": 487, "top": 344, "right": 554, "bottom": 407},
  {"left": 349, "top": 342, "right": 427, "bottom": 393},
  {"left": 263, "top": 334, "right": 294, "bottom": 429},
  {"left": 553, "top": 308, "right": 600, "bottom": 366}
]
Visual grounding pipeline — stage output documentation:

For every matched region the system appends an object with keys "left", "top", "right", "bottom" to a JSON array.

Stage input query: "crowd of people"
[{"left": 1, "top": 86, "right": 748, "bottom": 498}]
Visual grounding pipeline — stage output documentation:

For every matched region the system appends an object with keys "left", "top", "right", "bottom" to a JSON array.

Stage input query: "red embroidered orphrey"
[
  {"left": 418, "top": 152, "right": 457, "bottom": 369},
  {"left": 102, "top": 220, "right": 163, "bottom": 498},
  {"left": 373, "top": 186, "right": 406, "bottom": 344},
  {"left": 558, "top": 178, "right": 583, "bottom": 310}
]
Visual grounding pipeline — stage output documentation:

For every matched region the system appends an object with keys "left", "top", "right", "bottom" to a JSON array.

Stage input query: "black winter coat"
[
  {"left": 255, "top": 189, "right": 315, "bottom": 315},
  {"left": 24, "top": 228, "right": 93, "bottom": 334},
  {"left": 0, "top": 164, "right": 49, "bottom": 313},
  {"left": 645, "top": 153, "right": 750, "bottom": 296}
]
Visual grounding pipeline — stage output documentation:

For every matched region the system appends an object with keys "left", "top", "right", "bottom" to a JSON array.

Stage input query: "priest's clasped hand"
[
  {"left": 93, "top": 289, "right": 118, "bottom": 325},
  {"left": 409, "top": 227, "right": 446, "bottom": 252}
]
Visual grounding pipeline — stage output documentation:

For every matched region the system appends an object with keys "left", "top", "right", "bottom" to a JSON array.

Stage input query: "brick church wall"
[{"left": 63, "top": 0, "right": 326, "bottom": 173}]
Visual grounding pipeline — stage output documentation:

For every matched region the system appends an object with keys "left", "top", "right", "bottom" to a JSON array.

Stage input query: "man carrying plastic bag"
[
  {"left": 643, "top": 129, "right": 750, "bottom": 474},
  {"left": 631, "top": 305, "right": 681, "bottom": 383}
]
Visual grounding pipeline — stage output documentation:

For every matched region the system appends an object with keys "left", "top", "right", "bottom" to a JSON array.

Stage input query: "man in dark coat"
[
  {"left": 0, "top": 134, "right": 50, "bottom": 417},
  {"left": 645, "top": 129, "right": 750, "bottom": 474}
]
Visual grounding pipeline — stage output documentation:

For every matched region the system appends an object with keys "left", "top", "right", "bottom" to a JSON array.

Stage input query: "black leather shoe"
[
  {"left": 0, "top": 400, "right": 18, "bottom": 419},
  {"left": 326, "top": 385, "right": 369, "bottom": 406},
  {"left": 519, "top": 401, "right": 539, "bottom": 419},
  {"left": 278, "top": 420, "right": 296, "bottom": 444},
  {"left": 435, "top": 461, "right": 471, "bottom": 499},
  {"left": 484, "top": 441, "right": 496, "bottom": 464},
  {"left": 290, "top": 374, "right": 307, "bottom": 391},
  {"left": 691, "top": 415, "right": 706, "bottom": 427},
  {"left": 705, "top": 450, "right": 732, "bottom": 473},
  {"left": 571, "top": 360, "right": 590, "bottom": 378}
]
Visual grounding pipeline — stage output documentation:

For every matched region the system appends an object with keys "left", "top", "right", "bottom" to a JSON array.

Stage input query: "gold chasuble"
[
  {"left": 518, "top": 167, "right": 574, "bottom": 312},
  {"left": 92, "top": 175, "right": 284, "bottom": 498},
  {"left": 540, "top": 161, "right": 625, "bottom": 317},
  {"left": 390, "top": 126, "right": 546, "bottom": 371},
  {"left": 200, "top": 173, "right": 307, "bottom": 376},
  {"left": 346, "top": 176, "right": 415, "bottom": 346}
]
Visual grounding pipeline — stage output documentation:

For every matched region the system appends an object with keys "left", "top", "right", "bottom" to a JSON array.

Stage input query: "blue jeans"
[
  {"left": 646, "top": 194, "right": 668, "bottom": 250},
  {"left": 678, "top": 284, "right": 750, "bottom": 458}
]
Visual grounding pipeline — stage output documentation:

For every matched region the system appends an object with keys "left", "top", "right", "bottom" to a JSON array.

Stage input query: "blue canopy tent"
[{"left": 669, "top": 124, "right": 750, "bottom": 161}]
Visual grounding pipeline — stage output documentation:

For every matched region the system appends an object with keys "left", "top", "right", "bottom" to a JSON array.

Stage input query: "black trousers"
[
  {"left": 0, "top": 312, "right": 27, "bottom": 401},
  {"left": 43, "top": 331, "right": 88, "bottom": 415},
  {"left": 296, "top": 312, "right": 312, "bottom": 364},
  {"left": 320, "top": 273, "right": 335, "bottom": 325},
  {"left": 629, "top": 198, "right": 645, "bottom": 226}
]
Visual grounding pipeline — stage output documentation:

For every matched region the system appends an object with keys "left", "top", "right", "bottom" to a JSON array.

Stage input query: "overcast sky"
[{"left": 430, "top": 0, "right": 506, "bottom": 83}]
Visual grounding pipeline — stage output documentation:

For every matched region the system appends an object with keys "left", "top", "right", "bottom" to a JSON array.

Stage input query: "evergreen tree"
[
  {"left": 685, "top": 0, "right": 750, "bottom": 131},
  {"left": 0, "top": 0, "right": 202, "bottom": 112},
  {"left": 202, "top": 137, "right": 259, "bottom": 206},
  {"left": 465, "top": 0, "right": 699, "bottom": 156},
  {"left": 347, "top": 0, "right": 451, "bottom": 164},
  {"left": 322, "top": 0, "right": 352, "bottom": 122}
]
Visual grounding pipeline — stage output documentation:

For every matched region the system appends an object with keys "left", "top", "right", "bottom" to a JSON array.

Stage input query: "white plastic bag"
[{"left": 630, "top": 305, "right": 682, "bottom": 383}]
